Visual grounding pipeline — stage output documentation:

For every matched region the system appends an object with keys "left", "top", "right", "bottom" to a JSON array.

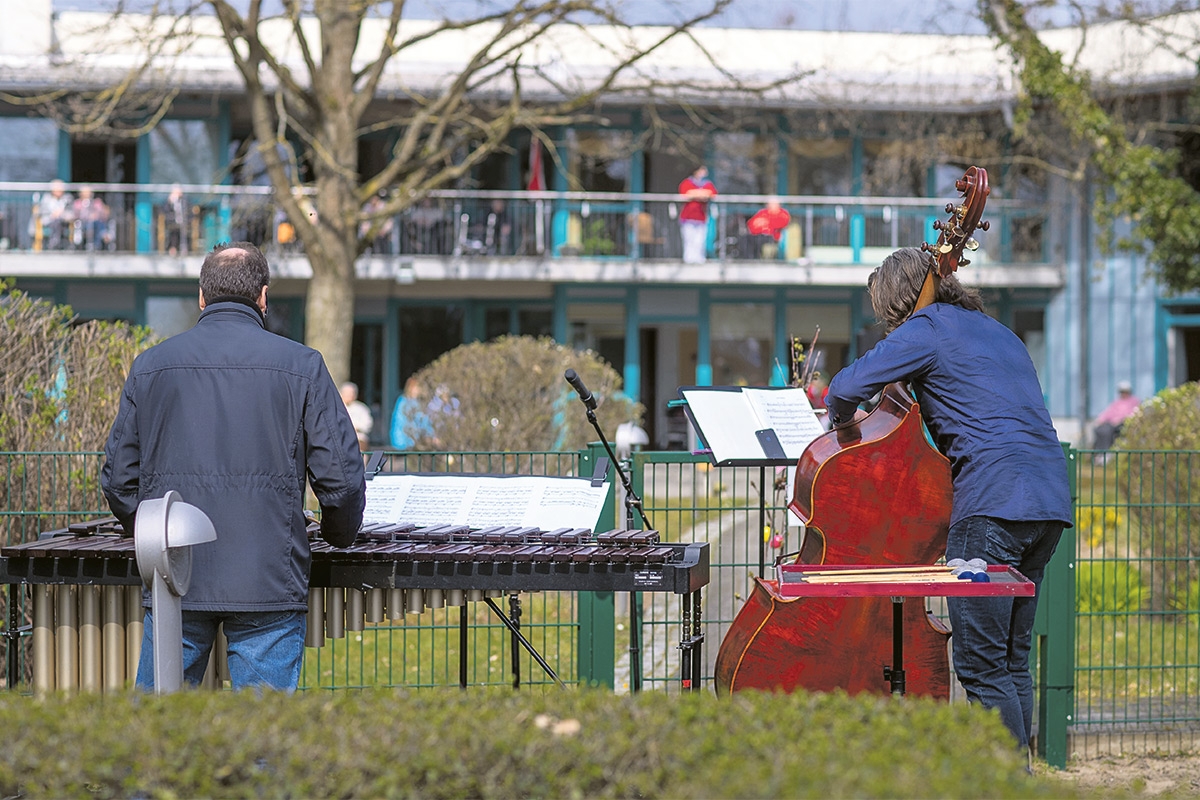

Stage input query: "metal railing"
[
  {"left": 2, "top": 446, "right": 1194, "bottom": 763},
  {"left": 0, "top": 182, "right": 1051, "bottom": 265}
]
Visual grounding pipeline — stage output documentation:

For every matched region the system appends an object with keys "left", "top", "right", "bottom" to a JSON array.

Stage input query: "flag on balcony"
[{"left": 527, "top": 139, "right": 546, "bottom": 192}]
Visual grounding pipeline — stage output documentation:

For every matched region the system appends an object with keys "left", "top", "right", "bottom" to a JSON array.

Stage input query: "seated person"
[
  {"left": 73, "top": 187, "right": 111, "bottom": 250},
  {"left": 1092, "top": 380, "right": 1140, "bottom": 450},
  {"left": 38, "top": 180, "right": 74, "bottom": 250},
  {"left": 746, "top": 199, "right": 791, "bottom": 259}
]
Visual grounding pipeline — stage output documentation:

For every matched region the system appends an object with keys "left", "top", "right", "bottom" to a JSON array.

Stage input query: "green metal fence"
[
  {"left": 2, "top": 447, "right": 1197, "bottom": 764},
  {"left": 300, "top": 448, "right": 616, "bottom": 692},
  {"left": 1066, "top": 449, "right": 1200, "bottom": 759}
]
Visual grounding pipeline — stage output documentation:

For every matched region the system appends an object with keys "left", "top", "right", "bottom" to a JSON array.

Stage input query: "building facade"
[{"left": 0, "top": 1, "right": 1194, "bottom": 447}]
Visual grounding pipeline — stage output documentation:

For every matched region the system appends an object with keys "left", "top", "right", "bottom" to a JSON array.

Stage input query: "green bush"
[
  {"left": 1113, "top": 382, "right": 1200, "bottom": 612},
  {"left": 408, "top": 335, "right": 643, "bottom": 453},
  {"left": 0, "top": 688, "right": 1070, "bottom": 799},
  {"left": 1076, "top": 561, "right": 1149, "bottom": 613},
  {"left": 582, "top": 218, "right": 617, "bottom": 256}
]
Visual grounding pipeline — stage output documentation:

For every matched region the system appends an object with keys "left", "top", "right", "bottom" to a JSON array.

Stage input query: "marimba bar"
[{"left": 1, "top": 516, "right": 710, "bottom": 692}]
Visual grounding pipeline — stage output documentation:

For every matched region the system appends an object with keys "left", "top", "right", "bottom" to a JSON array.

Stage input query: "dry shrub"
[
  {"left": 407, "top": 335, "right": 642, "bottom": 454},
  {"left": 0, "top": 281, "right": 154, "bottom": 541}
]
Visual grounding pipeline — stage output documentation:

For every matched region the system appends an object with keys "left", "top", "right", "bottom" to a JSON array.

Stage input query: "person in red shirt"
[
  {"left": 678, "top": 165, "right": 716, "bottom": 263},
  {"left": 746, "top": 198, "right": 791, "bottom": 258}
]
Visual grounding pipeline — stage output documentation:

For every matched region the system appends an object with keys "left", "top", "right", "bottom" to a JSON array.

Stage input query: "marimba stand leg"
[
  {"left": 482, "top": 596, "right": 564, "bottom": 689},
  {"left": 5, "top": 584, "right": 19, "bottom": 689},
  {"left": 678, "top": 590, "right": 705, "bottom": 691},
  {"left": 629, "top": 591, "right": 642, "bottom": 692},
  {"left": 882, "top": 597, "right": 907, "bottom": 696},
  {"left": 458, "top": 605, "right": 468, "bottom": 689},
  {"left": 510, "top": 593, "right": 521, "bottom": 690}
]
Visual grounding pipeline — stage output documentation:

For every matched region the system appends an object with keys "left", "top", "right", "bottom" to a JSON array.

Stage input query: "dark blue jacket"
[
  {"left": 101, "top": 300, "right": 365, "bottom": 611},
  {"left": 826, "top": 303, "right": 1072, "bottom": 529}
]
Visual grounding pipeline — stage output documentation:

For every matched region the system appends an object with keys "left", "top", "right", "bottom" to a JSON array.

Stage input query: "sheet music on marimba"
[{"left": 362, "top": 474, "right": 610, "bottom": 531}]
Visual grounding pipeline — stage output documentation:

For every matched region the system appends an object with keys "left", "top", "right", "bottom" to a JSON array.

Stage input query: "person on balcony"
[
  {"left": 72, "top": 186, "right": 111, "bottom": 250},
  {"left": 746, "top": 198, "right": 791, "bottom": 259},
  {"left": 678, "top": 165, "right": 716, "bottom": 264},
  {"left": 360, "top": 192, "right": 394, "bottom": 254},
  {"left": 161, "top": 184, "right": 189, "bottom": 256},
  {"left": 36, "top": 180, "right": 74, "bottom": 250},
  {"left": 485, "top": 199, "right": 512, "bottom": 256}
]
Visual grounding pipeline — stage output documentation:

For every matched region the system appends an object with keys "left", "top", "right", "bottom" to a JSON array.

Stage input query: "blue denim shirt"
[{"left": 826, "top": 303, "right": 1072, "bottom": 529}]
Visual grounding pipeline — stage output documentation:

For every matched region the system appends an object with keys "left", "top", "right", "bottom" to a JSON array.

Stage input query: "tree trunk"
[{"left": 303, "top": 241, "right": 356, "bottom": 386}]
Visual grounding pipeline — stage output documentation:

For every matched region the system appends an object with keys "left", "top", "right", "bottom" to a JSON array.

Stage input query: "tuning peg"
[
  {"left": 938, "top": 243, "right": 954, "bottom": 254},
  {"left": 944, "top": 203, "right": 955, "bottom": 214},
  {"left": 979, "top": 220, "right": 990, "bottom": 232},
  {"left": 920, "top": 242, "right": 932, "bottom": 252},
  {"left": 959, "top": 258, "right": 971, "bottom": 267},
  {"left": 965, "top": 238, "right": 979, "bottom": 251},
  {"left": 932, "top": 220, "right": 944, "bottom": 231}
]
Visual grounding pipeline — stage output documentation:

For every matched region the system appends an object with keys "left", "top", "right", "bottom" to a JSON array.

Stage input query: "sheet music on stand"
[
  {"left": 361, "top": 473, "right": 610, "bottom": 531},
  {"left": 678, "top": 385, "right": 826, "bottom": 467}
]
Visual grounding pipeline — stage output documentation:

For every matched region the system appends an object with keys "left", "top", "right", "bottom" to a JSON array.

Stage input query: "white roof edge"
[{"left": 0, "top": 9, "right": 1192, "bottom": 107}]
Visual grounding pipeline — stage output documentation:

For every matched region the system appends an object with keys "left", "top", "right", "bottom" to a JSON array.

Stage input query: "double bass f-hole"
[{"left": 920, "top": 166, "right": 990, "bottom": 276}]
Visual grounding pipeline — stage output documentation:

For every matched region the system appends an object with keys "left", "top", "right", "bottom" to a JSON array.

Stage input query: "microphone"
[{"left": 564, "top": 368, "right": 597, "bottom": 411}]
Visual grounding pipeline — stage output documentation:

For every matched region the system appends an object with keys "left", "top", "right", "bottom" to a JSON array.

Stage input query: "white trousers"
[{"left": 680, "top": 220, "right": 707, "bottom": 264}]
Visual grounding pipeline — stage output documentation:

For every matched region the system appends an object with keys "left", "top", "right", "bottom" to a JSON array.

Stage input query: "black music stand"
[{"left": 677, "top": 386, "right": 825, "bottom": 576}]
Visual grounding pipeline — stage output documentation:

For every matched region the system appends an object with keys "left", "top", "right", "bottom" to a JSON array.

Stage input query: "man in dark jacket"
[{"left": 101, "top": 241, "right": 366, "bottom": 691}]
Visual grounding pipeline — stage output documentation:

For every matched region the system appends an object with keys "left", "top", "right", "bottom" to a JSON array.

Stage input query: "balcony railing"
[{"left": 0, "top": 182, "right": 1050, "bottom": 265}]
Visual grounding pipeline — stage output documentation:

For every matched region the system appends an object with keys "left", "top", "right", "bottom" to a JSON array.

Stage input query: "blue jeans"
[
  {"left": 135, "top": 609, "right": 306, "bottom": 692},
  {"left": 946, "top": 516, "right": 1064, "bottom": 749}
]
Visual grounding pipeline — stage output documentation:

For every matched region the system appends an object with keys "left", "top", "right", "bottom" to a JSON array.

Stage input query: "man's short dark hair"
[{"left": 199, "top": 241, "right": 270, "bottom": 303}]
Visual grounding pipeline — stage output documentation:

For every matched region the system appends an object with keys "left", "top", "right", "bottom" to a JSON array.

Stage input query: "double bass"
[{"left": 713, "top": 167, "right": 990, "bottom": 698}]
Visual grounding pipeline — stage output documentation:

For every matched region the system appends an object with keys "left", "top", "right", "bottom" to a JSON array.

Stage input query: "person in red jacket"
[
  {"left": 678, "top": 165, "right": 716, "bottom": 263},
  {"left": 746, "top": 198, "right": 791, "bottom": 258}
]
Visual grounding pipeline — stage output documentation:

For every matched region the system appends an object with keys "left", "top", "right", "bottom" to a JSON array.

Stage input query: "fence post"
[
  {"left": 1035, "top": 443, "right": 1077, "bottom": 768},
  {"left": 576, "top": 443, "right": 616, "bottom": 688}
]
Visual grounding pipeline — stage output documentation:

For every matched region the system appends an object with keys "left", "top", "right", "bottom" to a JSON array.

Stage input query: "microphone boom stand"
[{"left": 565, "top": 370, "right": 652, "bottom": 692}]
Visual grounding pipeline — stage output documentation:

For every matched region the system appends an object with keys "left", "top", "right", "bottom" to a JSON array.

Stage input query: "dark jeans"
[
  {"left": 1092, "top": 422, "right": 1122, "bottom": 450},
  {"left": 946, "top": 516, "right": 1064, "bottom": 749}
]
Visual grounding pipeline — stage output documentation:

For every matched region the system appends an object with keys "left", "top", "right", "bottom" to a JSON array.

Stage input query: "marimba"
[{"left": 1, "top": 517, "right": 709, "bottom": 693}]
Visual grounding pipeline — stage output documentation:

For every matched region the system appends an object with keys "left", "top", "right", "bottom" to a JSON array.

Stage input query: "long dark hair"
[{"left": 868, "top": 247, "right": 985, "bottom": 332}]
